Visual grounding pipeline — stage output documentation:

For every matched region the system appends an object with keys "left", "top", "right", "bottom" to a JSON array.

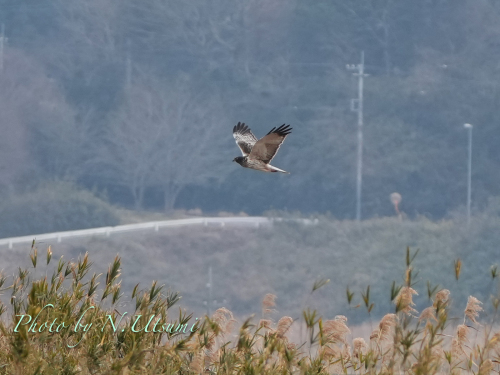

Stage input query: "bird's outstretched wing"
[
  {"left": 249, "top": 124, "right": 292, "bottom": 164},
  {"left": 233, "top": 122, "right": 258, "bottom": 156}
]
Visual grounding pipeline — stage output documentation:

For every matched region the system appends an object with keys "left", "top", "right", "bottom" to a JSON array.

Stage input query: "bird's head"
[{"left": 233, "top": 156, "right": 244, "bottom": 165}]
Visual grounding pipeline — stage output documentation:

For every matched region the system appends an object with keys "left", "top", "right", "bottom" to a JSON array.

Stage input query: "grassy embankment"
[{"left": 4, "top": 210, "right": 499, "bottom": 321}]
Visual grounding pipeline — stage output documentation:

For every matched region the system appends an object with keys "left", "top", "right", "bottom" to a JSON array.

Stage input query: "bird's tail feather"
[{"left": 268, "top": 165, "right": 290, "bottom": 174}]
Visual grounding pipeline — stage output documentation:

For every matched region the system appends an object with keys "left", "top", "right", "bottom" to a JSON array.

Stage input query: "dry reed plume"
[
  {"left": 394, "top": 286, "right": 419, "bottom": 316},
  {"left": 464, "top": 295, "right": 483, "bottom": 324},
  {"left": 262, "top": 293, "right": 277, "bottom": 316}
]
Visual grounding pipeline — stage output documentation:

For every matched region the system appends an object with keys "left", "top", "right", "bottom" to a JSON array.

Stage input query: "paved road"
[{"left": 0, "top": 216, "right": 273, "bottom": 249}]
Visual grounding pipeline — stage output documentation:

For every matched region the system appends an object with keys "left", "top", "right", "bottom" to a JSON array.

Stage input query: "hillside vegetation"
[{"left": 2, "top": 1, "right": 500, "bottom": 218}]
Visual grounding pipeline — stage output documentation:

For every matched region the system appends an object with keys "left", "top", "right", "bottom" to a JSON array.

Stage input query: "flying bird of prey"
[{"left": 232, "top": 122, "right": 292, "bottom": 173}]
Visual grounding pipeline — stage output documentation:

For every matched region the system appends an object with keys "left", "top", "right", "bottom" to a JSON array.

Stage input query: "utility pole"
[
  {"left": 0, "top": 24, "right": 5, "bottom": 72},
  {"left": 347, "top": 51, "right": 368, "bottom": 222},
  {"left": 206, "top": 266, "right": 213, "bottom": 316}
]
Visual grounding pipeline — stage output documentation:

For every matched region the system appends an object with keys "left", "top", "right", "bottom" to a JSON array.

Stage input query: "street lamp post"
[
  {"left": 464, "top": 123, "right": 473, "bottom": 226},
  {"left": 347, "top": 52, "right": 368, "bottom": 222}
]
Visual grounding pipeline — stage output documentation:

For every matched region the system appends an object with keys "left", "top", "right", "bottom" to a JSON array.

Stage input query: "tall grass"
[{"left": 0, "top": 244, "right": 498, "bottom": 374}]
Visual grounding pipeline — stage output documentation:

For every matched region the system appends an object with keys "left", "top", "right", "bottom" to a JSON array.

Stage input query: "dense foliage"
[{"left": 0, "top": 1, "right": 499, "bottom": 218}]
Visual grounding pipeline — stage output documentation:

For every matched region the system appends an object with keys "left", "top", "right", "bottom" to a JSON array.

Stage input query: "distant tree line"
[{"left": 0, "top": 0, "right": 499, "bottom": 219}]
